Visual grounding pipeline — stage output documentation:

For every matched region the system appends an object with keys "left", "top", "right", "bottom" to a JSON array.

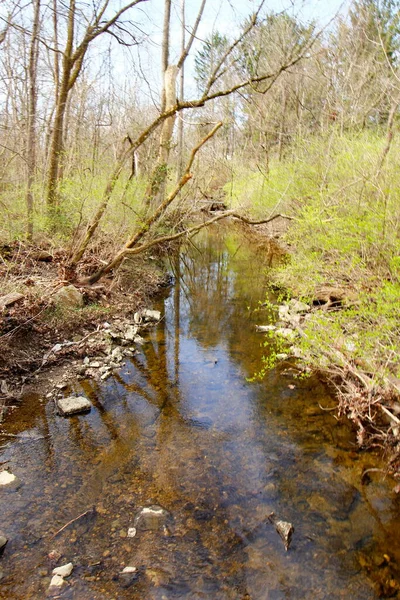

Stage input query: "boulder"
[
  {"left": 57, "top": 396, "right": 92, "bottom": 416},
  {"left": 53, "top": 285, "right": 84, "bottom": 309}
]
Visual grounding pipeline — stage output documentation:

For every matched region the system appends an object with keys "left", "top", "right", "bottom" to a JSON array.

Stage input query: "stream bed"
[{"left": 1, "top": 227, "right": 400, "bottom": 599}]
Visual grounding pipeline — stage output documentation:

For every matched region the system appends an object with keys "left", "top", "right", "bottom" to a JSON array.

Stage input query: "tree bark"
[{"left": 26, "top": 0, "right": 41, "bottom": 239}]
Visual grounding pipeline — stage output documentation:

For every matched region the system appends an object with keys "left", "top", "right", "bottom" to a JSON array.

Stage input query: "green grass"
[{"left": 230, "top": 128, "right": 400, "bottom": 383}]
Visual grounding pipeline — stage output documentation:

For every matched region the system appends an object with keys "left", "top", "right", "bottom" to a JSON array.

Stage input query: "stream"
[{"left": 1, "top": 226, "right": 400, "bottom": 599}]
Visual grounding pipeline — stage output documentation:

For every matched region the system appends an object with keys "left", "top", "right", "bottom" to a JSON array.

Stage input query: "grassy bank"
[{"left": 229, "top": 128, "right": 400, "bottom": 470}]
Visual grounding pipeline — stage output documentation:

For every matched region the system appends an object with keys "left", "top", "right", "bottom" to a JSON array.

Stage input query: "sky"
[{"left": 118, "top": 0, "right": 349, "bottom": 103}]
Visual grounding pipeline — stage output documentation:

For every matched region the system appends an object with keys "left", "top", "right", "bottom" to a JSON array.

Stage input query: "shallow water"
[{"left": 1, "top": 227, "right": 400, "bottom": 599}]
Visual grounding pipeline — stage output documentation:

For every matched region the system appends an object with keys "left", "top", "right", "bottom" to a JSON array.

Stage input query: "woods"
[{"left": 0, "top": 0, "right": 399, "bottom": 459}]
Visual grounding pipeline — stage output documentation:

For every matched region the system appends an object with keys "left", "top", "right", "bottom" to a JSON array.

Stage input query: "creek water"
[{"left": 1, "top": 226, "right": 400, "bottom": 599}]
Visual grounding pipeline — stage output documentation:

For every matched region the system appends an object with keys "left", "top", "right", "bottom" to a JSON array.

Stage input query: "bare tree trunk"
[
  {"left": 26, "top": 0, "right": 41, "bottom": 239},
  {"left": 46, "top": 0, "right": 75, "bottom": 212},
  {"left": 177, "top": 0, "right": 185, "bottom": 179},
  {"left": 160, "top": 0, "right": 171, "bottom": 113}
]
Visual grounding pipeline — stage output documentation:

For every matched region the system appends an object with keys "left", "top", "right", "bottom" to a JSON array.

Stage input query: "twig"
[{"left": 52, "top": 507, "right": 95, "bottom": 538}]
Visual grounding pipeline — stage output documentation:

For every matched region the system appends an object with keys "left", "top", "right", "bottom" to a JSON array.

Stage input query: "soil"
[{"left": 0, "top": 240, "right": 172, "bottom": 421}]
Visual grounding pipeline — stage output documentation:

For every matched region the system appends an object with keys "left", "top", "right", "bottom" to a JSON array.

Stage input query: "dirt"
[{"left": 0, "top": 241, "right": 171, "bottom": 421}]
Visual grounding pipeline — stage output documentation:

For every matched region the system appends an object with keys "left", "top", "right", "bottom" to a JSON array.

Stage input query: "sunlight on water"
[{"left": 1, "top": 225, "right": 400, "bottom": 599}]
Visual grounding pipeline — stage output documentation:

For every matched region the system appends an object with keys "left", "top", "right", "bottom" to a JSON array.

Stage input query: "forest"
[{"left": 0, "top": 0, "right": 399, "bottom": 466}]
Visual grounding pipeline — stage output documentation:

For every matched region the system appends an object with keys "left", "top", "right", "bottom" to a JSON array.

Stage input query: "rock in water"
[
  {"left": 57, "top": 396, "right": 92, "bottom": 416},
  {"left": 53, "top": 285, "right": 84, "bottom": 309},
  {"left": 141, "top": 309, "right": 161, "bottom": 322},
  {"left": 52, "top": 563, "right": 73, "bottom": 578},
  {"left": 0, "top": 471, "right": 17, "bottom": 486},
  {"left": 133, "top": 505, "right": 171, "bottom": 532},
  {"left": 268, "top": 513, "right": 294, "bottom": 551},
  {"left": 49, "top": 574, "right": 65, "bottom": 589},
  {"left": 0, "top": 535, "right": 8, "bottom": 556}
]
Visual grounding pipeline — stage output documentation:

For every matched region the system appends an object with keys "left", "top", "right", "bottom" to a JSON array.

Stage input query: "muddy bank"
[{"left": 0, "top": 242, "right": 171, "bottom": 421}]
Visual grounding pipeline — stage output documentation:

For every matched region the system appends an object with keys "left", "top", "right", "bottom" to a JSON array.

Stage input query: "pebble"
[
  {"left": 0, "top": 535, "right": 8, "bottom": 555},
  {"left": 49, "top": 574, "right": 65, "bottom": 589},
  {"left": 0, "top": 471, "right": 17, "bottom": 486},
  {"left": 52, "top": 562, "right": 73, "bottom": 578}
]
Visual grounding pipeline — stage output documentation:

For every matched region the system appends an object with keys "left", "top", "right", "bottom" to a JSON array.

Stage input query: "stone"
[
  {"left": 52, "top": 562, "right": 73, "bottom": 578},
  {"left": 0, "top": 471, "right": 16, "bottom": 486},
  {"left": 256, "top": 325, "right": 276, "bottom": 332},
  {"left": 49, "top": 574, "right": 65, "bottom": 589},
  {"left": 133, "top": 312, "right": 141, "bottom": 324},
  {"left": 124, "top": 325, "right": 138, "bottom": 342},
  {"left": 134, "top": 505, "right": 171, "bottom": 532},
  {"left": 57, "top": 396, "right": 92, "bottom": 416},
  {"left": 288, "top": 299, "right": 310, "bottom": 313},
  {"left": 127, "top": 527, "right": 137, "bottom": 538},
  {"left": 0, "top": 535, "right": 8, "bottom": 555},
  {"left": 276, "top": 327, "right": 297, "bottom": 340},
  {"left": 268, "top": 513, "right": 294, "bottom": 551},
  {"left": 89, "top": 361, "right": 101, "bottom": 368},
  {"left": 134, "top": 335, "right": 145, "bottom": 345},
  {"left": 53, "top": 285, "right": 84, "bottom": 309},
  {"left": 111, "top": 347, "right": 124, "bottom": 362},
  {"left": 122, "top": 567, "right": 137, "bottom": 574},
  {"left": 0, "top": 292, "right": 24, "bottom": 310},
  {"left": 278, "top": 304, "right": 290, "bottom": 321},
  {"left": 142, "top": 309, "right": 161, "bottom": 322}
]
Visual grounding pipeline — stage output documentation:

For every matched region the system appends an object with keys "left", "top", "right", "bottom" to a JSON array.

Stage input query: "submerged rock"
[
  {"left": 0, "top": 535, "right": 8, "bottom": 555},
  {"left": 57, "top": 396, "right": 92, "bottom": 416},
  {"left": 116, "top": 566, "right": 139, "bottom": 588},
  {"left": 133, "top": 505, "right": 171, "bottom": 532},
  {"left": 0, "top": 471, "right": 16, "bottom": 486},
  {"left": 268, "top": 513, "right": 294, "bottom": 551}
]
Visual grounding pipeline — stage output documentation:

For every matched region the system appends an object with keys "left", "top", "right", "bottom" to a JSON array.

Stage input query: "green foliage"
[{"left": 235, "top": 128, "right": 400, "bottom": 380}]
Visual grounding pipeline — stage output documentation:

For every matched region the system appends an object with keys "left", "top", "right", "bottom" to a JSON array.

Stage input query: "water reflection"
[{"left": 0, "top": 226, "right": 400, "bottom": 599}]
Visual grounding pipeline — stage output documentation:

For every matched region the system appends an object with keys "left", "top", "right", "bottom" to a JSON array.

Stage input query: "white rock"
[
  {"left": 278, "top": 305, "right": 291, "bottom": 321},
  {"left": 124, "top": 325, "right": 138, "bottom": 341},
  {"left": 49, "top": 574, "right": 65, "bottom": 589},
  {"left": 127, "top": 527, "right": 137, "bottom": 538},
  {"left": 0, "top": 471, "right": 16, "bottom": 486},
  {"left": 133, "top": 312, "right": 141, "bottom": 324},
  {"left": 142, "top": 309, "right": 161, "bottom": 322},
  {"left": 276, "top": 328, "right": 297, "bottom": 340},
  {"left": 134, "top": 335, "right": 145, "bottom": 345},
  {"left": 256, "top": 325, "right": 276, "bottom": 332},
  {"left": 52, "top": 562, "right": 73, "bottom": 578},
  {"left": 57, "top": 396, "right": 92, "bottom": 416},
  {"left": 122, "top": 566, "right": 137, "bottom": 574},
  {"left": 288, "top": 299, "right": 310, "bottom": 313},
  {"left": 89, "top": 361, "right": 101, "bottom": 368}
]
